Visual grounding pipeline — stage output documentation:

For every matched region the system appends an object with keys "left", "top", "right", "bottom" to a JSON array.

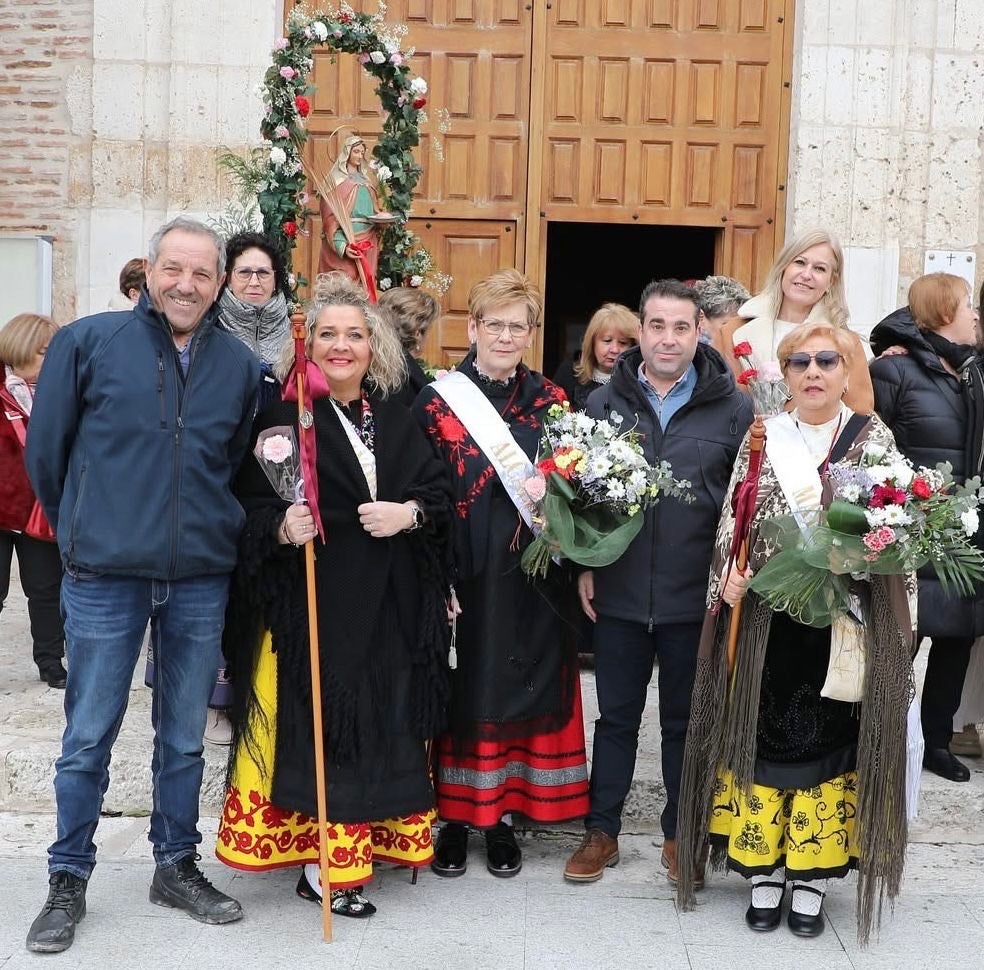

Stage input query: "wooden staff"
[
  {"left": 291, "top": 311, "right": 333, "bottom": 942},
  {"left": 726, "top": 418, "right": 767, "bottom": 675}
]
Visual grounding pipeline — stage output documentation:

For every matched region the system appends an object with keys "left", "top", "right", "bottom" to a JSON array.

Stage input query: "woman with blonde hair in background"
[
  {"left": 714, "top": 229, "right": 873, "bottom": 413},
  {"left": 552, "top": 302, "right": 638, "bottom": 410},
  {"left": 0, "top": 313, "right": 66, "bottom": 688}
]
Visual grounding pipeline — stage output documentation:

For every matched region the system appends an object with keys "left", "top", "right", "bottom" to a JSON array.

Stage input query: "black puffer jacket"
[
  {"left": 585, "top": 344, "right": 752, "bottom": 627},
  {"left": 869, "top": 306, "right": 984, "bottom": 638}
]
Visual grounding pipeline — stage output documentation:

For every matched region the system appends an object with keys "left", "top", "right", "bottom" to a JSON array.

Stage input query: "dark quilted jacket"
[{"left": 869, "top": 306, "right": 984, "bottom": 638}]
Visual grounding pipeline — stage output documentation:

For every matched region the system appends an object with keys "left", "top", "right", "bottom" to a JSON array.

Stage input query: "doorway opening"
[{"left": 542, "top": 222, "right": 718, "bottom": 380}]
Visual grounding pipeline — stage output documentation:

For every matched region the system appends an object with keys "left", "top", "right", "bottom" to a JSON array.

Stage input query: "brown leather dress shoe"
[
  {"left": 563, "top": 828, "right": 619, "bottom": 882},
  {"left": 660, "top": 838, "right": 706, "bottom": 890}
]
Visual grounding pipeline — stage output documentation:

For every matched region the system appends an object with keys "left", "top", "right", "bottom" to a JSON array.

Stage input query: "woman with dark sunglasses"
[
  {"left": 677, "top": 321, "right": 914, "bottom": 943},
  {"left": 870, "top": 272, "right": 984, "bottom": 784}
]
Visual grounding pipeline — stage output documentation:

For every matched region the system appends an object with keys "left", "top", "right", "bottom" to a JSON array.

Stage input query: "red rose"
[
  {"left": 733, "top": 341, "right": 753, "bottom": 358},
  {"left": 339, "top": 12, "right": 352, "bottom": 23},
  {"left": 295, "top": 95, "right": 311, "bottom": 118},
  {"left": 413, "top": 96, "right": 427, "bottom": 109},
  {"left": 282, "top": 220, "right": 298, "bottom": 238},
  {"left": 736, "top": 367, "right": 757, "bottom": 385},
  {"left": 911, "top": 477, "right": 932, "bottom": 499}
]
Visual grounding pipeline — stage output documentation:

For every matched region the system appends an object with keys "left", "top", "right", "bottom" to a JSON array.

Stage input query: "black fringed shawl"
[
  {"left": 412, "top": 352, "right": 579, "bottom": 742},
  {"left": 223, "top": 388, "right": 454, "bottom": 821},
  {"left": 676, "top": 414, "right": 916, "bottom": 947}
]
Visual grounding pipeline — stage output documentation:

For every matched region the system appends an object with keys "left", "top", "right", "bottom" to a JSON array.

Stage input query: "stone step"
[{"left": 2, "top": 667, "right": 982, "bottom": 842}]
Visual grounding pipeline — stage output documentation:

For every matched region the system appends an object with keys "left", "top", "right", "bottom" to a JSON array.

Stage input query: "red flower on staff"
[
  {"left": 295, "top": 95, "right": 311, "bottom": 118},
  {"left": 737, "top": 367, "right": 757, "bottom": 385},
  {"left": 733, "top": 341, "right": 753, "bottom": 358},
  {"left": 282, "top": 221, "right": 299, "bottom": 238},
  {"left": 911, "top": 477, "right": 933, "bottom": 499},
  {"left": 413, "top": 96, "right": 427, "bottom": 109},
  {"left": 538, "top": 457, "right": 558, "bottom": 477}
]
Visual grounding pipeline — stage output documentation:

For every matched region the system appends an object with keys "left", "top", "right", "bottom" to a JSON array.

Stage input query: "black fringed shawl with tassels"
[
  {"left": 222, "top": 388, "right": 454, "bottom": 823},
  {"left": 675, "top": 413, "right": 916, "bottom": 947}
]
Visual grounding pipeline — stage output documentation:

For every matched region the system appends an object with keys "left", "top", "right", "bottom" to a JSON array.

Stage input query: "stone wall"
[
  {"left": 789, "top": 0, "right": 984, "bottom": 332},
  {"left": 77, "top": 0, "right": 278, "bottom": 314},
  {"left": 0, "top": 0, "right": 93, "bottom": 323}
]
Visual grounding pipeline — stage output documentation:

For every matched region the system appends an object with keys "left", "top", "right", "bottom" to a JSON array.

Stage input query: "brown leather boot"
[
  {"left": 660, "top": 838, "right": 706, "bottom": 890},
  {"left": 563, "top": 828, "right": 619, "bottom": 882}
]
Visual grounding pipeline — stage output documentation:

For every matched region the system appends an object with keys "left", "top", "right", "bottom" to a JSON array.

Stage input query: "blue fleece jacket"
[{"left": 26, "top": 292, "right": 260, "bottom": 580}]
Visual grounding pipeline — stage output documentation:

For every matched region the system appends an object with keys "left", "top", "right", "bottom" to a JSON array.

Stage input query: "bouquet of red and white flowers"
[
  {"left": 749, "top": 442, "right": 984, "bottom": 626},
  {"left": 733, "top": 340, "right": 790, "bottom": 415},
  {"left": 520, "top": 402, "right": 692, "bottom": 578}
]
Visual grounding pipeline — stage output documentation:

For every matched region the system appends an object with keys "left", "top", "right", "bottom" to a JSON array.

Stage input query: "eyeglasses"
[
  {"left": 785, "top": 350, "right": 843, "bottom": 373},
  {"left": 479, "top": 318, "right": 533, "bottom": 339},
  {"left": 233, "top": 268, "right": 273, "bottom": 282}
]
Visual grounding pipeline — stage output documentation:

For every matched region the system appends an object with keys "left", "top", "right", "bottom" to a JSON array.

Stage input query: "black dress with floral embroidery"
[{"left": 412, "top": 352, "right": 579, "bottom": 743}]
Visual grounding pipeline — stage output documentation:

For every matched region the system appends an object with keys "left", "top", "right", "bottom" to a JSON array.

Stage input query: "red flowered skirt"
[
  {"left": 435, "top": 683, "right": 590, "bottom": 828},
  {"left": 215, "top": 633, "right": 434, "bottom": 888}
]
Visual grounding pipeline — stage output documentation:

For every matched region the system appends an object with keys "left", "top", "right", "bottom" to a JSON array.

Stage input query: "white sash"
[
  {"left": 432, "top": 371, "right": 536, "bottom": 528},
  {"left": 763, "top": 411, "right": 824, "bottom": 533},
  {"left": 330, "top": 401, "right": 377, "bottom": 500},
  {"left": 764, "top": 410, "right": 865, "bottom": 702}
]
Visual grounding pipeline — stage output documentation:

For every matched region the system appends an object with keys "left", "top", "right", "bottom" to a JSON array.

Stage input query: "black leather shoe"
[
  {"left": 39, "top": 662, "right": 68, "bottom": 689},
  {"left": 788, "top": 884, "right": 825, "bottom": 937},
  {"left": 485, "top": 822, "right": 522, "bottom": 877},
  {"left": 26, "top": 871, "right": 87, "bottom": 953},
  {"left": 150, "top": 856, "right": 243, "bottom": 924},
  {"left": 744, "top": 880, "right": 784, "bottom": 932},
  {"left": 924, "top": 747, "right": 971, "bottom": 782},
  {"left": 431, "top": 823, "right": 469, "bottom": 877}
]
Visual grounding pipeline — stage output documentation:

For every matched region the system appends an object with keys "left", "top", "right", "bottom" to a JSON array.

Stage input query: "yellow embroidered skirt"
[
  {"left": 707, "top": 770, "right": 858, "bottom": 880},
  {"left": 215, "top": 632, "right": 435, "bottom": 889}
]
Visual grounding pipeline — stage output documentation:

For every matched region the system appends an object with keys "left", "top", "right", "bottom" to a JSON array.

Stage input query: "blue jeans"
[
  {"left": 50, "top": 570, "right": 229, "bottom": 878},
  {"left": 585, "top": 614, "right": 702, "bottom": 839}
]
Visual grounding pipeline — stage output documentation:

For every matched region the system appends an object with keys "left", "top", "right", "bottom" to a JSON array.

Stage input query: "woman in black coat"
[{"left": 869, "top": 271, "right": 983, "bottom": 782}]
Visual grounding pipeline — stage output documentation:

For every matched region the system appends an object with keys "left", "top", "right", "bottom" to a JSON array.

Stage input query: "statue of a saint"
[{"left": 317, "top": 135, "right": 387, "bottom": 299}]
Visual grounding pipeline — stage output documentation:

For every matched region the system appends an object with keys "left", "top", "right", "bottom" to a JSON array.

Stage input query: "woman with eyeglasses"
[
  {"left": 413, "top": 269, "right": 590, "bottom": 880},
  {"left": 677, "top": 321, "right": 914, "bottom": 942},
  {"left": 712, "top": 228, "right": 873, "bottom": 413},
  {"left": 217, "top": 232, "right": 290, "bottom": 382},
  {"left": 869, "top": 272, "right": 984, "bottom": 784}
]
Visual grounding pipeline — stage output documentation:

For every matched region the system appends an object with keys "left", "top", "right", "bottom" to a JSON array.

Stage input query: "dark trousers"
[
  {"left": 920, "top": 635, "right": 974, "bottom": 749},
  {"left": 585, "top": 614, "right": 701, "bottom": 839},
  {"left": 0, "top": 529, "right": 64, "bottom": 672}
]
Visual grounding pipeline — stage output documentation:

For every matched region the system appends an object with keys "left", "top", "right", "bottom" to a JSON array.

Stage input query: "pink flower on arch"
[{"left": 279, "top": 66, "right": 297, "bottom": 81}]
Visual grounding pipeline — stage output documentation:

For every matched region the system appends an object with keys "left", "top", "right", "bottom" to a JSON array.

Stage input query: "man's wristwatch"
[{"left": 406, "top": 501, "right": 423, "bottom": 531}]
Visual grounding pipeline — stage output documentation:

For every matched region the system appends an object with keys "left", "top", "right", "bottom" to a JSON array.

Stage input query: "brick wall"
[{"left": 0, "top": 0, "right": 93, "bottom": 323}]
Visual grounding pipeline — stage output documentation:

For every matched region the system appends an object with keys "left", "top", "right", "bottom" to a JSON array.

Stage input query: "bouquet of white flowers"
[
  {"left": 749, "top": 443, "right": 984, "bottom": 626},
  {"left": 521, "top": 402, "right": 692, "bottom": 578}
]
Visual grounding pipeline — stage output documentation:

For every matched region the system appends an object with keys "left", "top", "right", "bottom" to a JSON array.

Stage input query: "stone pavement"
[{"left": 3, "top": 567, "right": 984, "bottom": 968}]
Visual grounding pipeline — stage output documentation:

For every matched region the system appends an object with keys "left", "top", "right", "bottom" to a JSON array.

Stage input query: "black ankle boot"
[
  {"left": 485, "top": 821, "right": 522, "bottom": 877},
  {"left": 26, "top": 871, "right": 87, "bottom": 953},
  {"left": 431, "top": 823, "right": 469, "bottom": 877},
  {"left": 149, "top": 856, "right": 243, "bottom": 924}
]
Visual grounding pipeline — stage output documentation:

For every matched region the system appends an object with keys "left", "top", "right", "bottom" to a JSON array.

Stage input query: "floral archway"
[{"left": 230, "top": 3, "right": 445, "bottom": 298}]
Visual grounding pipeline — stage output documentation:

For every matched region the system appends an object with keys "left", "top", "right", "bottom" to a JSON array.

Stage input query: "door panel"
[{"left": 412, "top": 219, "right": 518, "bottom": 367}]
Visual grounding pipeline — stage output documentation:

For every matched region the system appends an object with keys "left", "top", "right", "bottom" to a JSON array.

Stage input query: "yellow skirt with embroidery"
[
  {"left": 707, "top": 770, "right": 858, "bottom": 880},
  {"left": 215, "top": 632, "right": 435, "bottom": 889}
]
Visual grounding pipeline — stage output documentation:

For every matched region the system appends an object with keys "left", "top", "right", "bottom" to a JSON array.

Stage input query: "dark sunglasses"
[{"left": 785, "top": 350, "right": 843, "bottom": 373}]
